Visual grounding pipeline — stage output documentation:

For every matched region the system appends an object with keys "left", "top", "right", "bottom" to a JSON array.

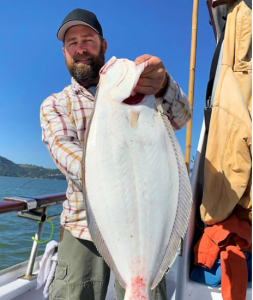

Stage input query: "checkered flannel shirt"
[{"left": 40, "top": 75, "right": 191, "bottom": 240}]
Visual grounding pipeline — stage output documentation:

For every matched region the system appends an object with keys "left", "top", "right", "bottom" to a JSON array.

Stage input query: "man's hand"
[{"left": 134, "top": 54, "right": 168, "bottom": 97}]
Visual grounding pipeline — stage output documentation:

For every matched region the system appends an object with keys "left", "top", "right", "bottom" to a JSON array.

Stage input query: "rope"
[{"left": 32, "top": 217, "right": 54, "bottom": 244}]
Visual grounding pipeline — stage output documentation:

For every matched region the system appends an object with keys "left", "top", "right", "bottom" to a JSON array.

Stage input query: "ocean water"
[{"left": 0, "top": 177, "right": 68, "bottom": 271}]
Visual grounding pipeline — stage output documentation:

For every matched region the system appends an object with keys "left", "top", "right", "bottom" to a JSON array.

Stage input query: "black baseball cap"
[{"left": 57, "top": 8, "right": 103, "bottom": 41}]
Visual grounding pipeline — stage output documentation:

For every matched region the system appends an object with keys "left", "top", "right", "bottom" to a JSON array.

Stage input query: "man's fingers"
[
  {"left": 134, "top": 54, "right": 167, "bottom": 96},
  {"left": 139, "top": 58, "right": 165, "bottom": 77},
  {"left": 135, "top": 54, "right": 152, "bottom": 66},
  {"left": 137, "top": 77, "right": 156, "bottom": 87},
  {"left": 140, "top": 67, "right": 165, "bottom": 79},
  {"left": 133, "top": 84, "right": 156, "bottom": 95}
]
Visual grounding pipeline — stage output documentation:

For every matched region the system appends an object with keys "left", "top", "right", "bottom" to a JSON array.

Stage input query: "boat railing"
[{"left": 0, "top": 192, "right": 66, "bottom": 280}]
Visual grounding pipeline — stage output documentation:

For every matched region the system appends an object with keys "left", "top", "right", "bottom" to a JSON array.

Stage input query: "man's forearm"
[{"left": 156, "top": 73, "right": 191, "bottom": 130}]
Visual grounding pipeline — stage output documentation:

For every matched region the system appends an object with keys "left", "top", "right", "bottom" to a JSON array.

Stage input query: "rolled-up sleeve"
[
  {"left": 40, "top": 94, "right": 83, "bottom": 188},
  {"left": 156, "top": 73, "right": 191, "bottom": 130}
]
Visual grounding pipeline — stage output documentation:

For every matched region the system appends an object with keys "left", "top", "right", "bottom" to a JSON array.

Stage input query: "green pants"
[{"left": 49, "top": 228, "right": 167, "bottom": 300}]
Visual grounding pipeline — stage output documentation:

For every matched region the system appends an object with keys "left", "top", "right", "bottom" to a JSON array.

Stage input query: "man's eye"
[{"left": 69, "top": 42, "right": 77, "bottom": 46}]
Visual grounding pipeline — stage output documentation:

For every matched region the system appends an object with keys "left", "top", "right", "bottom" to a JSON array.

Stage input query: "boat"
[
  {"left": 0, "top": 0, "right": 251, "bottom": 299},
  {"left": 0, "top": 192, "right": 180, "bottom": 300}
]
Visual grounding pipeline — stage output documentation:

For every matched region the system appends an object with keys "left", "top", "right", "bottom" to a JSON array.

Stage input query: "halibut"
[{"left": 82, "top": 57, "right": 192, "bottom": 300}]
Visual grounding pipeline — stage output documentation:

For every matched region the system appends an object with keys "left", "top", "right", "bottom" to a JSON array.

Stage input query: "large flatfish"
[{"left": 82, "top": 56, "right": 192, "bottom": 300}]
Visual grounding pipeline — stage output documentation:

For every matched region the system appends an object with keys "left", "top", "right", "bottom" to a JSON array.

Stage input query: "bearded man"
[{"left": 40, "top": 8, "right": 191, "bottom": 300}]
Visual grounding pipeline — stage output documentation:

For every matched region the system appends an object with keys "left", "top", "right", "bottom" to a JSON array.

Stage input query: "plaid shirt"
[{"left": 40, "top": 74, "right": 191, "bottom": 240}]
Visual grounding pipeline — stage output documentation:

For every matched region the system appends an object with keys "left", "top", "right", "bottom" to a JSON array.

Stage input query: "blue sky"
[{"left": 0, "top": 0, "right": 215, "bottom": 169}]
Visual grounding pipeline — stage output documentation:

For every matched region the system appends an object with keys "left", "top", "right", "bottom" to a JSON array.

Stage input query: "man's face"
[{"left": 63, "top": 25, "right": 107, "bottom": 85}]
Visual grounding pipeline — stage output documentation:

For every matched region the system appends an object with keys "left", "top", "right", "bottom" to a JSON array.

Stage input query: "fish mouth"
[{"left": 123, "top": 93, "right": 145, "bottom": 105}]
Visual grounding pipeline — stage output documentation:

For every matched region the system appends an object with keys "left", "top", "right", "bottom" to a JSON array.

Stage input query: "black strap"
[
  {"left": 204, "top": 28, "right": 225, "bottom": 133},
  {"left": 205, "top": 29, "right": 225, "bottom": 106}
]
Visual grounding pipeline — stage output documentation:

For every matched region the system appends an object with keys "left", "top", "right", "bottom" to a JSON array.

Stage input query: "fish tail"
[{"left": 124, "top": 279, "right": 151, "bottom": 300}]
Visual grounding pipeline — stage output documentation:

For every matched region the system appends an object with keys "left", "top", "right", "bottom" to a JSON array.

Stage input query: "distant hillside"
[{"left": 0, "top": 156, "right": 66, "bottom": 180}]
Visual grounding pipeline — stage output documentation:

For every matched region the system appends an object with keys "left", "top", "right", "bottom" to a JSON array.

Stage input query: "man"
[{"left": 41, "top": 8, "right": 191, "bottom": 300}]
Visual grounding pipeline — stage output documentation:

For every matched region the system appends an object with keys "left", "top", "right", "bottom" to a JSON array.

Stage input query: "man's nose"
[{"left": 76, "top": 42, "right": 88, "bottom": 55}]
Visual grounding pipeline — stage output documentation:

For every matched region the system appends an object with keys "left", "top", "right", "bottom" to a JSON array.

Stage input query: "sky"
[{"left": 0, "top": 0, "right": 216, "bottom": 169}]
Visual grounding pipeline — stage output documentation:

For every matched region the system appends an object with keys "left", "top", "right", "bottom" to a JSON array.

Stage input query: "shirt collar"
[
  {"left": 71, "top": 77, "right": 86, "bottom": 94},
  {"left": 71, "top": 77, "right": 96, "bottom": 100}
]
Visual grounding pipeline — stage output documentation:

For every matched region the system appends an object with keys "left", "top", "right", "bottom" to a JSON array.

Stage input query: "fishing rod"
[
  {"left": 185, "top": 0, "right": 199, "bottom": 174},
  {"left": 16, "top": 178, "right": 38, "bottom": 189},
  {"left": 180, "top": 0, "right": 199, "bottom": 257}
]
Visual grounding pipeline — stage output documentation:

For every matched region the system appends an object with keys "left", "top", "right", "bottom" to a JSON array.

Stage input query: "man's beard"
[{"left": 65, "top": 46, "right": 105, "bottom": 85}]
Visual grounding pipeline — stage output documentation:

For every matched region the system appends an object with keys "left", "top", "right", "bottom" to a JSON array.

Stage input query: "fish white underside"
[{"left": 83, "top": 57, "right": 192, "bottom": 300}]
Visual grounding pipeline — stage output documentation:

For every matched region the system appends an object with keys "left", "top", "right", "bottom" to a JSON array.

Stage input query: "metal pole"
[
  {"left": 185, "top": 0, "right": 199, "bottom": 173},
  {"left": 23, "top": 207, "right": 48, "bottom": 280}
]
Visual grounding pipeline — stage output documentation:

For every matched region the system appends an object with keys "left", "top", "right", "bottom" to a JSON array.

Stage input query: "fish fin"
[
  {"left": 85, "top": 193, "right": 126, "bottom": 288},
  {"left": 151, "top": 114, "right": 192, "bottom": 290}
]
